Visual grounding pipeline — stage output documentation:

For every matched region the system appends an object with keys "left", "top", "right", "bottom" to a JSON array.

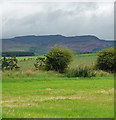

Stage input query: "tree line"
[{"left": 2, "top": 51, "right": 35, "bottom": 57}]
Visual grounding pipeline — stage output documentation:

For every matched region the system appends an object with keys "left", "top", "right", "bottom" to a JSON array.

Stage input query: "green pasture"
[
  {"left": 15, "top": 56, "right": 38, "bottom": 61},
  {"left": 17, "top": 54, "right": 97, "bottom": 70},
  {"left": 2, "top": 54, "right": 114, "bottom": 118},
  {"left": 69, "top": 54, "right": 97, "bottom": 69}
]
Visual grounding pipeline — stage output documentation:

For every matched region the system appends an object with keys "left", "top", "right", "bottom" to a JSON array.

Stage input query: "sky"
[{"left": 0, "top": 0, "right": 114, "bottom": 40}]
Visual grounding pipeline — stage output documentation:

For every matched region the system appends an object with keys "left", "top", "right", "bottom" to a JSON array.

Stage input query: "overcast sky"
[{"left": 1, "top": 1, "right": 114, "bottom": 40}]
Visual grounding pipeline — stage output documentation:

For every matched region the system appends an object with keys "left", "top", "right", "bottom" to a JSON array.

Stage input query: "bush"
[
  {"left": 65, "top": 66, "right": 96, "bottom": 78},
  {"left": 95, "top": 47, "right": 115, "bottom": 72},
  {"left": 2, "top": 56, "right": 20, "bottom": 71},
  {"left": 45, "top": 46, "right": 74, "bottom": 73},
  {"left": 34, "top": 56, "right": 46, "bottom": 70}
]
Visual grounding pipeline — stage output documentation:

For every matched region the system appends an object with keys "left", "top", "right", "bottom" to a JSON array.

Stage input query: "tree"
[
  {"left": 45, "top": 46, "right": 74, "bottom": 73},
  {"left": 95, "top": 47, "right": 115, "bottom": 72}
]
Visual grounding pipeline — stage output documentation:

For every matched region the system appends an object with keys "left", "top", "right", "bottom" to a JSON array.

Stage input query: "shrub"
[
  {"left": 34, "top": 56, "right": 46, "bottom": 70},
  {"left": 65, "top": 66, "right": 96, "bottom": 78},
  {"left": 45, "top": 46, "right": 74, "bottom": 73},
  {"left": 95, "top": 47, "right": 115, "bottom": 72},
  {"left": 2, "top": 56, "right": 19, "bottom": 71}
]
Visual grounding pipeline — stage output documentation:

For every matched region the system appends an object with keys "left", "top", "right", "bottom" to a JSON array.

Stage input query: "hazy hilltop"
[{"left": 2, "top": 35, "right": 114, "bottom": 55}]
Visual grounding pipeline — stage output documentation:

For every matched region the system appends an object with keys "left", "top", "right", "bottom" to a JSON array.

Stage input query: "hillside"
[{"left": 2, "top": 35, "right": 114, "bottom": 55}]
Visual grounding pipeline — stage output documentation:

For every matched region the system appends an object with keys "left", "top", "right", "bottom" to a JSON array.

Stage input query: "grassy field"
[
  {"left": 2, "top": 54, "right": 114, "bottom": 118},
  {"left": 69, "top": 54, "right": 97, "bottom": 68},
  {"left": 17, "top": 54, "right": 97, "bottom": 70}
]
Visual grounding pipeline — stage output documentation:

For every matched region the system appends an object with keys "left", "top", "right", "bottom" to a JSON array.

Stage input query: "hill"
[{"left": 2, "top": 35, "right": 114, "bottom": 55}]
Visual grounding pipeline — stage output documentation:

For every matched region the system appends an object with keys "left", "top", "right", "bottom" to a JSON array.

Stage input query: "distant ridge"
[{"left": 2, "top": 35, "right": 114, "bottom": 55}]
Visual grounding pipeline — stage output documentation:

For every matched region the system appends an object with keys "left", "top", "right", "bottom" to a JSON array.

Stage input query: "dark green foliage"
[
  {"left": 79, "top": 51, "right": 93, "bottom": 54},
  {"left": 66, "top": 67, "right": 96, "bottom": 78},
  {"left": 34, "top": 56, "right": 46, "bottom": 70},
  {"left": 95, "top": 47, "right": 115, "bottom": 72},
  {"left": 34, "top": 46, "right": 74, "bottom": 72},
  {"left": 2, "top": 56, "right": 19, "bottom": 71},
  {"left": 39, "top": 46, "right": 73, "bottom": 73},
  {"left": 2, "top": 51, "right": 35, "bottom": 57}
]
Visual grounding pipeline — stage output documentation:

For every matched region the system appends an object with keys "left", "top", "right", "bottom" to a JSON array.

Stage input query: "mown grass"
[{"left": 2, "top": 54, "right": 114, "bottom": 118}]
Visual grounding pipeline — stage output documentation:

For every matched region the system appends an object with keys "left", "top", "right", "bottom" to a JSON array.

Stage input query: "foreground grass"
[
  {"left": 2, "top": 70, "right": 114, "bottom": 118},
  {"left": 2, "top": 54, "right": 114, "bottom": 118}
]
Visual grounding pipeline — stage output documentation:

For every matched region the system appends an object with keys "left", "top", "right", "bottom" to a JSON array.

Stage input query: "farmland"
[{"left": 2, "top": 54, "right": 114, "bottom": 118}]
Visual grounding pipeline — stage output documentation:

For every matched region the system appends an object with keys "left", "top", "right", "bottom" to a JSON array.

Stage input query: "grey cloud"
[{"left": 2, "top": 2, "right": 114, "bottom": 40}]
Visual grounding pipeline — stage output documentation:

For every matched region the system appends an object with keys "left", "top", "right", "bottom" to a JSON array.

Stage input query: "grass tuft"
[{"left": 65, "top": 66, "right": 96, "bottom": 78}]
